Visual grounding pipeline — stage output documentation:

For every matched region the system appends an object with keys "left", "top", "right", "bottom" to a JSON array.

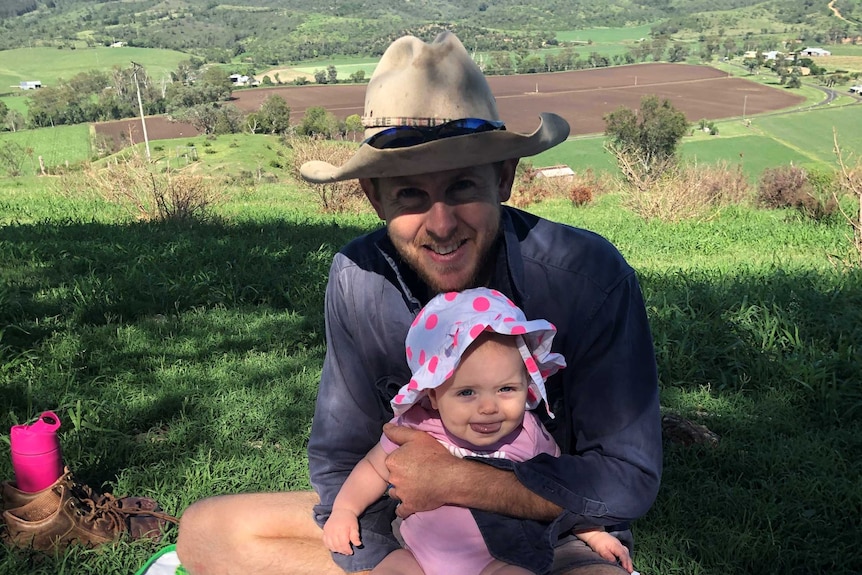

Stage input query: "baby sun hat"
[{"left": 392, "top": 288, "right": 566, "bottom": 417}]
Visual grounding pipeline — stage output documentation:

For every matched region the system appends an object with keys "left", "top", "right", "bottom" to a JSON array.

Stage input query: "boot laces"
[{"left": 63, "top": 472, "right": 178, "bottom": 532}]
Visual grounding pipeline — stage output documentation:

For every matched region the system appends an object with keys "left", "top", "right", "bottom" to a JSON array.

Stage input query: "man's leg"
[
  {"left": 369, "top": 549, "right": 424, "bottom": 575},
  {"left": 177, "top": 490, "right": 362, "bottom": 575},
  {"left": 551, "top": 535, "right": 630, "bottom": 575}
]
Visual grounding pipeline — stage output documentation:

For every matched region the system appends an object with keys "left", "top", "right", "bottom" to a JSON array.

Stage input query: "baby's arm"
[
  {"left": 575, "top": 529, "right": 633, "bottom": 573},
  {"left": 322, "top": 443, "right": 391, "bottom": 555}
]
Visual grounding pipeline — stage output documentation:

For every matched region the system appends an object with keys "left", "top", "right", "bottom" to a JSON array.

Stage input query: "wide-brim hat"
[
  {"left": 391, "top": 288, "right": 566, "bottom": 417},
  {"left": 300, "top": 31, "right": 570, "bottom": 183}
]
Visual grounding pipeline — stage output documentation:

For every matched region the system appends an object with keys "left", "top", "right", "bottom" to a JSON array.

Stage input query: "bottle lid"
[{"left": 10, "top": 411, "right": 62, "bottom": 452}]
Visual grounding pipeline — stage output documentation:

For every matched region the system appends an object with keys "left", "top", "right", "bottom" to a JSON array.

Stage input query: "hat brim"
[{"left": 300, "top": 112, "right": 570, "bottom": 183}]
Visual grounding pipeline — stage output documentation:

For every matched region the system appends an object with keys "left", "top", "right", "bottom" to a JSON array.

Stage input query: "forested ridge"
[{"left": 0, "top": 0, "right": 848, "bottom": 62}]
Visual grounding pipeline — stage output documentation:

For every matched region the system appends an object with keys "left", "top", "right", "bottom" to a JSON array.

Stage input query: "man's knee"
[
  {"left": 551, "top": 537, "right": 628, "bottom": 575},
  {"left": 558, "top": 565, "right": 628, "bottom": 575}
]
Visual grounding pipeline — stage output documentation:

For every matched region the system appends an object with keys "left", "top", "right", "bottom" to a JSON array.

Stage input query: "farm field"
[
  {"left": 752, "top": 106, "right": 862, "bottom": 164},
  {"left": 0, "top": 124, "right": 91, "bottom": 172},
  {"left": 0, "top": 46, "right": 189, "bottom": 96},
  {"left": 93, "top": 63, "right": 805, "bottom": 147},
  {"left": 535, "top": 132, "right": 819, "bottom": 182}
]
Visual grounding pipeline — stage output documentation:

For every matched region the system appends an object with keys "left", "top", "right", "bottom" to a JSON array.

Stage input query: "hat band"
[
  {"left": 362, "top": 116, "right": 463, "bottom": 128},
  {"left": 362, "top": 118, "right": 506, "bottom": 150}
]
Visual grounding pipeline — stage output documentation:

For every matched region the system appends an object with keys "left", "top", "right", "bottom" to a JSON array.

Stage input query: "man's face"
[{"left": 360, "top": 160, "right": 517, "bottom": 294}]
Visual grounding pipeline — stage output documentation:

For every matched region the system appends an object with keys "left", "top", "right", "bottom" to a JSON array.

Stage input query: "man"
[{"left": 176, "top": 31, "right": 661, "bottom": 575}]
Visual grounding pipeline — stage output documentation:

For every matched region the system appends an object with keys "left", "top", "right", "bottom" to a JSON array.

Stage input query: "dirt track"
[{"left": 93, "top": 63, "right": 805, "bottom": 146}]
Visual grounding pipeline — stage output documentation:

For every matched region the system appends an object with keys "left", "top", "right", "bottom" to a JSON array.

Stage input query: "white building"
[{"left": 799, "top": 47, "right": 831, "bottom": 57}]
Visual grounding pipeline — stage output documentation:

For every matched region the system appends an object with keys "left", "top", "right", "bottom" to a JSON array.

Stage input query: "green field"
[
  {"left": 681, "top": 135, "right": 815, "bottom": 176},
  {"left": 0, "top": 46, "right": 190, "bottom": 96},
  {"left": 753, "top": 106, "right": 862, "bottom": 164},
  {"left": 0, "top": 124, "right": 92, "bottom": 170},
  {"left": 3, "top": 101, "right": 860, "bottom": 181},
  {"left": 556, "top": 24, "right": 654, "bottom": 44}
]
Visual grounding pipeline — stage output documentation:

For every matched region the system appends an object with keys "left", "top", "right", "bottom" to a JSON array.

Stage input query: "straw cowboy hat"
[{"left": 299, "top": 31, "right": 570, "bottom": 183}]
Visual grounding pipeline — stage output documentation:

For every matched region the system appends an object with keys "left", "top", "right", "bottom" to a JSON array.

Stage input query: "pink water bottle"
[{"left": 10, "top": 411, "right": 64, "bottom": 493}]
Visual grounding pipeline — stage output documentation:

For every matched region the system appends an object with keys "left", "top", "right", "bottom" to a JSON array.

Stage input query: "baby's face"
[{"left": 428, "top": 336, "right": 529, "bottom": 447}]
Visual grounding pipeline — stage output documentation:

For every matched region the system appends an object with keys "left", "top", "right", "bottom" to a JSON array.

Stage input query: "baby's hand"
[
  {"left": 322, "top": 508, "right": 362, "bottom": 555},
  {"left": 576, "top": 530, "right": 634, "bottom": 573}
]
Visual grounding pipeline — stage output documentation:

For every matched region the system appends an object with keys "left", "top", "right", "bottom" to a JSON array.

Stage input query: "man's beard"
[{"left": 398, "top": 228, "right": 502, "bottom": 296}]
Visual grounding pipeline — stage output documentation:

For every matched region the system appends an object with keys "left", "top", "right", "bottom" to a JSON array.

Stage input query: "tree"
[
  {"left": 314, "top": 69, "right": 327, "bottom": 84},
  {"left": 257, "top": 94, "right": 291, "bottom": 135},
  {"left": 345, "top": 114, "right": 363, "bottom": 141},
  {"left": 5, "top": 110, "right": 25, "bottom": 132},
  {"left": 604, "top": 95, "right": 689, "bottom": 190},
  {"left": 348, "top": 70, "right": 366, "bottom": 83},
  {"left": 787, "top": 72, "right": 802, "bottom": 89},
  {"left": 518, "top": 54, "right": 543, "bottom": 73},
  {"left": 298, "top": 106, "right": 338, "bottom": 138},
  {"left": 213, "top": 104, "right": 245, "bottom": 135},
  {"left": 668, "top": 43, "right": 689, "bottom": 63},
  {"left": 197, "top": 66, "right": 233, "bottom": 101},
  {"left": 171, "top": 103, "right": 222, "bottom": 134},
  {"left": 744, "top": 58, "right": 760, "bottom": 74},
  {"left": 327, "top": 65, "right": 338, "bottom": 84}
]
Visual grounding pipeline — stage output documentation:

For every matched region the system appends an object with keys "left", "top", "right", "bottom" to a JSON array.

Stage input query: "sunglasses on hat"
[{"left": 363, "top": 118, "right": 506, "bottom": 150}]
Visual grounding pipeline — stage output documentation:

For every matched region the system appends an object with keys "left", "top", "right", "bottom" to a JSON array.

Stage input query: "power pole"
[{"left": 131, "top": 61, "right": 151, "bottom": 160}]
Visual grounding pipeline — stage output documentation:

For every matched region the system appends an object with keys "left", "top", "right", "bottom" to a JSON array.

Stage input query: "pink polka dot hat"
[{"left": 392, "top": 287, "right": 566, "bottom": 417}]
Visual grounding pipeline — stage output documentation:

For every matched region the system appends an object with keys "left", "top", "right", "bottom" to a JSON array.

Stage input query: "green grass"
[
  {"left": 752, "top": 107, "right": 862, "bottom": 165},
  {"left": 1, "top": 147, "right": 861, "bottom": 573},
  {"left": 147, "top": 133, "right": 286, "bottom": 175},
  {"left": 681, "top": 135, "right": 814, "bottom": 178},
  {"left": 0, "top": 124, "right": 92, "bottom": 170},
  {"left": 0, "top": 46, "right": 190, "bottom": 97},
  {"left": 555, "top": 24, "right": 654, "bottom": 44},
  {"left": 534, "top": 137, "right": 618, "bottom": 174},
  {"left": 533, "top": 101, "right": 862, "bottom": 180},
  {"left": 0, "top": 95, "right": 28, "bottom": 115}
]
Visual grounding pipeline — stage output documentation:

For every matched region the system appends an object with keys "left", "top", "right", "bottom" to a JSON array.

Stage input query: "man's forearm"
[{"left": 444, "top": 457, "right": 562, "bottom": 521}]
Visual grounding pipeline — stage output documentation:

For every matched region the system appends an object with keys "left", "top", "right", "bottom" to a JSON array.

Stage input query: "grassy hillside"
[
  {"left": 2, "top": 101, "right": 859, "bottom": 182},
  {"left": 0, "top": 46, "right": 190, "bottom": 96},
  {"left": 0, "top": 167, "right": 859, "bottom": 574}
]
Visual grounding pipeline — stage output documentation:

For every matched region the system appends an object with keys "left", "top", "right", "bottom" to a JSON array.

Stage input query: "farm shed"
[
  {"left": 19, "top": 80, "right": 42, "bottom": 90},
  {"left": 535, "top": 165, "right": 575, "bottom": 179},
  {"left": 799, "top": 47, "right": 831, "bottom": 57},
  {"left": 229, "top": 74, "right": 258, "bottom": 87}
]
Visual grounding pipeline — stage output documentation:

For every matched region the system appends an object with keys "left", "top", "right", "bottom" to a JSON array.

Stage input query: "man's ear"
[
  {"left": 496, "top": 158, "right": 519, "bottom": 203},
  {"left": 359, "top": 178, "right": 386, "bottom": 220}
]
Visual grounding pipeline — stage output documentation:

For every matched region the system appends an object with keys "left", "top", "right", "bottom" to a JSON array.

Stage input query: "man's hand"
[
  {"left": 382, "top": 423, "right": 457, "bottom": 518},
  {"left": 322, "top": 508, "right": 362, "bottom": 555}
]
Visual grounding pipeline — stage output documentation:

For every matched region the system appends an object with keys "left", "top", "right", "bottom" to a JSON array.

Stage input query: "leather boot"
[{"left": 1, "top": 469, "right": 177, "bottom": 550}]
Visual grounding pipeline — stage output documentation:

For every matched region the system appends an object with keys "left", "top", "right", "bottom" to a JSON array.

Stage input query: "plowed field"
[{"left": 93, "top": 63, "right": 805, "bottom": 147}]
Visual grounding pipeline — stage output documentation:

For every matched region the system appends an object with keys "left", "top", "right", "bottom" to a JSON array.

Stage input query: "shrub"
[
  {"left": 0, "top": 141, "right": 32, "bottom": 177},
  {"left": 756, "top": 165, "right": 836, "bottom": 220},
  {"left": 509, "top": 164, "right": 604, "bottom": 209},
  {"left": 59, "top": 148, "right": 224, "bottom": 222},
  {"left": 623, "top": 161, "right": 751, "bottom": 222},
  {"left": 833, "top": 134, "right": 862, "bottom": 265},
  {"left": 697, "top": 161, "right": 752, "bottom": 206},
  {"left": 288, "top": 136, "right": 370, "bottom": 214}
]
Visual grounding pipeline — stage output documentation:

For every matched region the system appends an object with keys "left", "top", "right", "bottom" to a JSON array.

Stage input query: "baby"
[{"left": 323, "top": 288, "right": 634, "bottom": 575}]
